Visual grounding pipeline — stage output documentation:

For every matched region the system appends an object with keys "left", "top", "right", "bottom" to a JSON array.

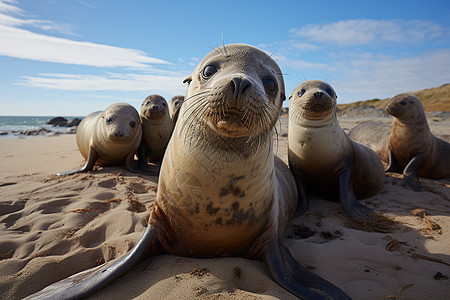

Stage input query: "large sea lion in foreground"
[
  {"left": 138, "top": 95, "right": 174, "bottom": 167},
  {"left": 57, "top": 103, "right": 142, "bottom": 176},
  {"left": 288, "top": 80, "right": 385, "bottom": 222},
  {"left": 350, "top": 93, "right": 450, "bottom": 191},
  {"left": 27, "top": 45, "right": 350, "bottom": 299}
]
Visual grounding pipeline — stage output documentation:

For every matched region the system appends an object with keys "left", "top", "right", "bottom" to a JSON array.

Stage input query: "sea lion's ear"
[{"left": 183, "top": 75, "right": 192, "bottom": 85}]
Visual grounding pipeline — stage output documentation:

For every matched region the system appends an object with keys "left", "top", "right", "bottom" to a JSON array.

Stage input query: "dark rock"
[
  {"left": 47, "top": 117, "right": 68, "bottom": 126},
  {"left": 65, "top": 118, "right": 82, "bottom": 127}
]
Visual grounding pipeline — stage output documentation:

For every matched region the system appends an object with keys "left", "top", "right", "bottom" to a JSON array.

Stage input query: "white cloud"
[
  {"left": 333, "top": 49, "right": 450, "bottom": 102},
  {"left": 0, "top": 0, "right": 171, "bottom": 68},
  {"left": 0, "top": 25, "right": 171, "bottom": 67},
  {"left": 276, "top": 55, "right": 332, "bottom": 71},
  {"left": 17, "top": 73, "right": 188, "bottom": 92},
  {"left": 289, "top": 19, "right": 444, "bottom": 46}
]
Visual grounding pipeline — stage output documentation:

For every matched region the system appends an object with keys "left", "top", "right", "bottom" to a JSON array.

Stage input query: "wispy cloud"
[
  {"left": 0, "top": 24, "right": 170, "bottom": 68},
  {"left": 17, "top": 73, "right": 187, "bottom": 92},
  {"left": 289, "top": 19, "right": 444, "bottom": 46},
  {"left": 0, "top": 0, "right": 170, "bottom": 68},
  {"left": 333, "top": 49, "right": 450, "bottom": 101}
]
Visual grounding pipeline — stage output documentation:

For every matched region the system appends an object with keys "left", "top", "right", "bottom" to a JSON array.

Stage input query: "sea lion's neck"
[
  {"left": 291, "top": 111, "right": 337, "bottom": 129},
  {"left": 153, "top": 126, "right": 276, "bottom": 256}
]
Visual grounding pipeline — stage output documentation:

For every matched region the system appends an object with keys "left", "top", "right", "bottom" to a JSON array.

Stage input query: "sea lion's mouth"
[
  {"left": 300, "top": 103, "right": 333, "bottom": 120},
  {"left": 143, "top": 109, "right": 165, "bottom": 120},
  {"left": 209, "top": 108, "right": 249, "bottom": 137}
]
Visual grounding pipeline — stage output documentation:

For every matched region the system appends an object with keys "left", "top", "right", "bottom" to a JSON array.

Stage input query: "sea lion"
[
  {"left": 385, "top": 93, "right": 450, "bottom": 190},
  {"left": 27, "top": 44, "right": 350, "bottom": 299},
  {"left": 57, "top": 103, "right": 142, "bottom": 176},
  {"left": 138, "top": 95, "right": 174, "bottom": 168},
  {"left": 168, "top": 95, "right": 185, "bottom": 120},
  {"left": 288, "top": 80, "right": 385, "bottom": 221},
  {"left": 348, "top": 120, "right": 391, "bottom": 163}
]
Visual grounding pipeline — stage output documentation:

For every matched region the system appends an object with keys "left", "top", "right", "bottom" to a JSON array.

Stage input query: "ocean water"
[{"left": 0, "top": 116, "right": 82, "bottom": 137}]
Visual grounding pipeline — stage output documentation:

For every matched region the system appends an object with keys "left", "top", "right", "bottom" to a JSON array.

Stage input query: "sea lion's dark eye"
[
  {"left": 201, "top": 65, "right": 218, "bottom": 80},
  {"left": 298, "top": 89, "right": 306, "bottom": 97},
  {"left": 106, "top": 117, "right": 113, "bottom": 125},
  {"left": 326, "top": 88, "right": 335, "bottom": 98},
  {"left": 400, "top": 101, "right": 407, "bottom": 105},
  {"left": 130, "top": 121, "right": 136, "bottom": 128},
  {"left": 263, "top": 77, "right": 277, "bottom": 94},
  {"left": 162, "top": 102, "right": 166, "bottom": 107}
]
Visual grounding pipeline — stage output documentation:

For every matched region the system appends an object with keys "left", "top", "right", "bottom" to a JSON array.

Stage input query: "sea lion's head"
[
  {"left": 386, "top": 93, "right": 425, "bottom": 122},
  {"left": 289, "top": 80, "right": 338, "bottom": 121},
  {"left": 181, "top": 43, "right": 285, "bottom": 141},
  {"left": 141, "top": 95, "right": 169, "bottom": 122},
  {"left": 100, "top": 103, "right": 141, "bottom": 143}
]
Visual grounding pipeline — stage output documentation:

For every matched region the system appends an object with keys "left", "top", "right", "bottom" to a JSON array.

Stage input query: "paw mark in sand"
[
  {"left": 98, "top": 179, "right": 116, "bottom": 188},
  {"left": 128, "top": 182, "right": 148, "bottom": 194},
  {"left": 95, "top": 192, "right": 116, "bottom": 200}
]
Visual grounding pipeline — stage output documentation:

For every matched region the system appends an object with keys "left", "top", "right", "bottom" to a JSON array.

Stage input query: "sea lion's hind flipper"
[
  {"left": 264, "top": 241, "right": 352, "bottom": 300},
  {"left": 403, "top": 154, "right": 424, "bottom": 191},
  {"left": 338, "top": 169, "right": 372, "bottom": 220},
  {"left": 56, "top": 146, "right": 98, "bottom": 176},
  {"left": 24, "top": 225, "right": 160, "bottom": 300}
]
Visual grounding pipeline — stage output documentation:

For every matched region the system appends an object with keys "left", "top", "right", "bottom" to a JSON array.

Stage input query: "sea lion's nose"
[
  {"left": 313, "top": 91, "right": 323, "bottom": 99},
  {"left": 231, "top": 77, "right": 251, "bottom": 100}
]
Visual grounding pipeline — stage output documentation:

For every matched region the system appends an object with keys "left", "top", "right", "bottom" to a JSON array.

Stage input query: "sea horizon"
[{"left": 0, "top": 115, "right": 83, "bottom": 138}]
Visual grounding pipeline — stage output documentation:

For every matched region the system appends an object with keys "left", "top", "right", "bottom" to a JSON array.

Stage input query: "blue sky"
[{"left": 1, "top": 0, "right": 449, "bottom": 116}]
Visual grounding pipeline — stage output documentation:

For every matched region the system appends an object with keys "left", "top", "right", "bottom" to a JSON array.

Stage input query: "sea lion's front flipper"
[
  {"left": 56, "top": 146, "right": 98, "bottom": 176},
  {"left": 24, "top": 225, "right": 160, "bottom": 300},
  {"left": 385, "top": 150, "right": 401, "bottom": 173},
  {"left": 403, "top": 154, "right": 424, "bottom": 191},
  {"left": 264, "top": 241, "right": 351, "bottom": 300},
  {"left": 126, "top": 147, "right": 159, "bottom": 176},
  {"left": 293, "top": 176, "right": 308, "bottom": 217},
  {"left": 338, "top": 169, "right": 372, "bottom": 220}
]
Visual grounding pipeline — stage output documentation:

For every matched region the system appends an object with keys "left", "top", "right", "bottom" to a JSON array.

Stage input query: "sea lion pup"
[
  {"left": 168, "top": 95, "right": 184, "bottom": 120},
  {"left": 56, "top": 103, "right": 142, "bottom": 175},
  {"left": 27, "top": 44, "right": 350, "bottom": 300},
  {"left": 288, "top": 80, "right": 385, "bottom": 221},
  {"left": 348, "top": 120, "right": 391, "bottom": 163},
  {"left": 384, "top": 93, "right": 450, "bottom": 191},
  {"left": 138, "top": 95, "right": 174, "bottom": 168}
]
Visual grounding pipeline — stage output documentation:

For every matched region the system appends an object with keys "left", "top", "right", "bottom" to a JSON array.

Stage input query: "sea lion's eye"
[
  {"left": 400, "top": 101, "right": 407, "bottom": 106},
  {"left": 201, "top": 65, "right": 218, "bottom": 80},
  {"left": 162, "top": 102, "right": 166, "bottom": 107},
  {"left": 326, "top": 88, "right": 335, "bottom": 98},
  {"left": 130, "top": 121, "right": 136, "bottom": 128},
  {"left": 298, "top": 89, "right": 306, "bottom": 97},
  {"left": 106, "top": 117, "right": 113, "bottom": 125},
  {"left": 263, "top": 77, "right": 277, "bottom": 94}
]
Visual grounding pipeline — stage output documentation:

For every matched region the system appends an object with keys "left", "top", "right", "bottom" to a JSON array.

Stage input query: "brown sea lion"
[
  {"left": 288, "top": 80, "right": 385, "bottom": 221},
  {"left": 27, "top": 44, "right": 350, "bottom": 300},
  {"left": 56, "top": 103, "right": 142, "bottom": 176},
  {"left": 138, "top": 95, "right": 174, "bottom": 168},
  {"left": 348, "top": 120, "right": 391, "bottom": 163},
  {"left": 385, "top": 93, "right": 450, "bottom": 190},
  {"left": 168, "top": 95, "right": 184, "bottom": 121}
]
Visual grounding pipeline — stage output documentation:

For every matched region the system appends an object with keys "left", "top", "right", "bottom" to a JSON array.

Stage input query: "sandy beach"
[{"left": 0, "top": 113, "right": 449, "bottom": 300}]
